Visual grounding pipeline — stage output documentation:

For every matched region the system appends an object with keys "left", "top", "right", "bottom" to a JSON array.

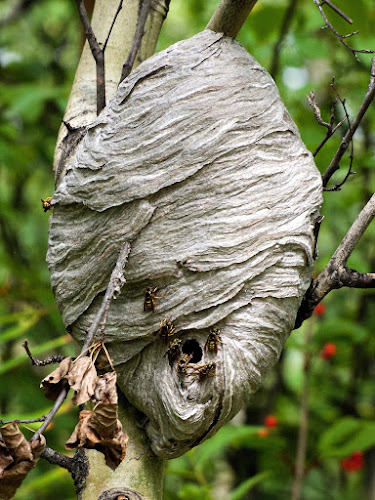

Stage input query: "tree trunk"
[
  {"left": 53, "top": 1, "right": 169, "bottom": 498},
  {"left": 80, "top": 398, "right": 164, "bottom": 500},
  {"left": 54, "top": 0, "right": 169, "bottom": 186}
]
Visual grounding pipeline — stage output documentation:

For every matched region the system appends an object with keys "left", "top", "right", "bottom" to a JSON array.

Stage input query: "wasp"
[
  {"left": 190, "top": 362, "right": 216, "bottom": 380},
  {"left": 204, "top": 328, "right": 225, "bottom": 354},
  {"left": 41, "top": 197, "right": 53, "bottom": 212},
  {"left": 156, "top": 318, "right": 176, "bottom": 343},
  {"left": 164, "top": 338, "right": 183, "bottom": 364},
  {"left": 144, "top": 286, "right": 163, "bottom": 313},
  {"left": 176, "top": 353, "right": 193, "bottom": 375}
]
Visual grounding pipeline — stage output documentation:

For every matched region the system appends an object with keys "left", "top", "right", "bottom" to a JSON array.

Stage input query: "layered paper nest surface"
[{"left": 48, "top": 30, "right": 322, "bottom": 458}]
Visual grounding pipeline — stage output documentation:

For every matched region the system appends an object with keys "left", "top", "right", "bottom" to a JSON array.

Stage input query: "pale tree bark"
[
  {"left": 52, "top": 1, "right": 169, "bottom": 498},
  {"left": 81, "top": 401, "right": 164, "bottom": 500},
  {"left": 54, "top": 0, "right": 169, "bottom": 186}
]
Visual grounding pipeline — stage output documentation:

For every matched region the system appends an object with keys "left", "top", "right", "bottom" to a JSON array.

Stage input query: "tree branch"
[
  {"left": 206, "top": 0, "right": 259, "bottom": 39},
  {"left": 313, "top": 0, "right": 375, "bottom": 58},
  {"left": 331, "top": 193, "right": 375, "bottom": 265},
  {"left": 270, "top": 0, "right": 298, "bottom": 79},
  {"left": 103, "top": 0, "right": 124, "bottom": 52},
  {"left": 75, "top": 0, "right": 106, "bottom": 115},
  {"left": 32, "top": 386, "right": 70, "bottom": 439},
  {"left": 322, "top": 58, "right": 375, "bottom": 187},
  {"left": 0, "top": 417, "right": 47, "bottom": 425},
  {"left": 30, "top": 242, "right": 131, "bottom": 441},
  {"left": 323, "top": 81, "right": 354, "bottom": 191},
  {"left": 120, "top": 0, "right": 152, "bottom": 83},
  {"left": 41, "top": 445, "right": 73, "bottom": 470},
  {"left": 307, "top": 91, "right": 347, "bottom": 158},
  {"left": 82, "top": 241, "right": 131, "bottom": 353},
  {"left": 22, "top": 339, "right": 65, "bottom": 366},
  {"left": 321, "top": 0, "right": 353, "bottom": 24},
  {"left": 295, "top": 193, "right": 375, "bottom": 327}
]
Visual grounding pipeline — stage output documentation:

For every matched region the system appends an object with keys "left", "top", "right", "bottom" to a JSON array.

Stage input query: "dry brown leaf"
[
  {"left": 1, "top": 424, "right": 32, "bottom": 463},
  {"left": 0, "top": 425, "right": 45, "bottom": 500},
  {"left": 65, "top": 403, "right": 128, "bottom": 470},
  {"left": 40, "top": 356, "right": 72, "bottom": 401},
  {"left": 92, "top": 372, "right": 117, "bottom": 404},
  {"left": 0, "top": 441, "right": 13, "bottom": 475},
  {"left": 67, "top": 357, "right": 98, "bottom": 406}
]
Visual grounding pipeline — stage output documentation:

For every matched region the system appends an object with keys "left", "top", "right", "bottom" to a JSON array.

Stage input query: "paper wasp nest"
[{"left": 48, "top": 30, "right": 322, "bottom": 459}]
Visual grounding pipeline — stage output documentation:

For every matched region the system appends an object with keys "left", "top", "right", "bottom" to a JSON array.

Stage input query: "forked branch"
[
  {"left": 322, "top": 58, "right": 375, "bottom": 188},
  {"left": 75, "top": 0, "right": 123, "bottom": 114},
  {"left": 295, "top": 193, "right": 375, "bottom": 328},
  {"left": 313, "top": 0, "right": 375, "bottom": 58},
  {"left": 307, "top": 90, "right": 347, "bottom": 158}
]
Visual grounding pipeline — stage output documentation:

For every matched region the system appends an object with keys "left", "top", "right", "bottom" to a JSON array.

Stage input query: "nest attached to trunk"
[{"left": 48, "top": 30, "right": 322, "bottom": 459}]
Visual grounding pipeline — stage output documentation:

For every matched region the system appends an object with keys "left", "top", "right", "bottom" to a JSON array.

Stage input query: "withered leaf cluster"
[
  {"left": 41, "top": 356, "right": 97, "bottom": 405},
  {"left": 65, "top": 402, "right": 128, "bottom": 470},
  {"left": 41, "top": 357, "right": 128, "bottom": 469},
  {"left": 0, "top": 424, "right": 45, "bottom": 500}
]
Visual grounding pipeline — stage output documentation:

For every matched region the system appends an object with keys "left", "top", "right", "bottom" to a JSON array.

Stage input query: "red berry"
[
  {"left": 257, "top": 428, "right": 270, "bottom": 438},
  {"left": 264, "top": 415, "right": 278, "bottom": 428},
  {"left": 313, "top": 303, "right": 326, "bottom": 317},
  {"left": 320, "top": 342, "right": 337, "bottom": 360},
  {"left": 341, "top": 451, "right": 364, "bottom": 472}
]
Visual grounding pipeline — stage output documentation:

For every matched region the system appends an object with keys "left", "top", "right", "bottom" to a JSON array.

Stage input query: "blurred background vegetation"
[{"left": 0, "top": 0, "right": 375, "bottom": 498}]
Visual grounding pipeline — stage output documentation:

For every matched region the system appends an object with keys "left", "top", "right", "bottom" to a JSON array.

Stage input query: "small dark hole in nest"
[{"left": 182, "top": 339, "right": 202, "bottom": 363}]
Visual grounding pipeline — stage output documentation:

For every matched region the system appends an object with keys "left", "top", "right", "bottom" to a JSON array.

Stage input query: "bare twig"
[
  {"left": 33, "top": 386, "right": 70, "bottom": 439},
  {"left": 322, "top": 59, "right": 375, "bottom": 187},
  {"left": 120, "top": 0, "right": 152, "bottom": 83},
  {"left": 103, "top": 0, "right": 124, "bottom": 51},
  {"left": 307, "top": 91, "right": 347, "bottom": 157},
  {"left": 295, "top": 193, "right": 375, "bottom": 328},
  {"left": 321, "top": 0, "right": 353, "bottom": 24},
  {"left": 313, "top": 0, "right": 375, "bottom": 58},
  {"left": 270, "top": 0, "right": 298, "bottom": 79},
  {"left": 0, "top": 416, "right": 47, "bottom": 425},
  {"left": 22, "top": 339, "right": 65, "bottom": 366},
  {"left": 83, "top": 241, "right": 131, "bottom": 352},
  {"left": 291, "top": 321, "right": 313, "bottom": 500},
  {"left": 75, "top": 0, "right": 105, "bottom": 114},
  {"left": 323, "top": 81, "right": 354, "bottom": 191},
  {"left": 31, "top": 242, "right": 131, "bottom": 442},
  {"left": 314, "top": 117, "right": 347, "bottom": 158},
  {"left": 307, "top": 91, "right": 335, "bottom": 129}
]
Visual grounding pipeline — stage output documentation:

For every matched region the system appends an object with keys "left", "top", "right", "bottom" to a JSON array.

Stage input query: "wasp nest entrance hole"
[{"left": 182, "top": 339, "right": 202, "bottom": 363}]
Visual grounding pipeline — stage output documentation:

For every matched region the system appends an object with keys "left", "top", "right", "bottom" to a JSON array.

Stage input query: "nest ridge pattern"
[{"left": 48, "top": 30, "right": 322, "bottom": 458}]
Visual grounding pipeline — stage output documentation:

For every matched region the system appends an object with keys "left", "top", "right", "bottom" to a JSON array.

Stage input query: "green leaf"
[
  {"left": 314, "top": 319, "right": 368, "bottom": 344},
  {"left": 193, "top": 425, "right": 262, "bottom": 467},
  {"left": 319, "top": 417, "right": 375, "bottom": 457},
  {"left": 230, "top": 471, "right": 273, "bottom": 500},
  {"left": 0, "top": 310, "right": 46, "bottom": 344},
  {"left": 177, "top": 483, "right": 212, "bottom": 500},
  {"left": 16, "top": 467, "right": 73, "bottom": 500}
]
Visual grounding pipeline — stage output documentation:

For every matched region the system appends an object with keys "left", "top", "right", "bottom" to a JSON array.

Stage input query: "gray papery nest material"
[{"left": 48, "top": 30, "right": 322, "bottom": 459}]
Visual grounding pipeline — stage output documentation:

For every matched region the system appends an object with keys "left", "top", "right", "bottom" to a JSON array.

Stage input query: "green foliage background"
[{"left": 0, "top": 0, "right": 374, "bottom": 498}]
